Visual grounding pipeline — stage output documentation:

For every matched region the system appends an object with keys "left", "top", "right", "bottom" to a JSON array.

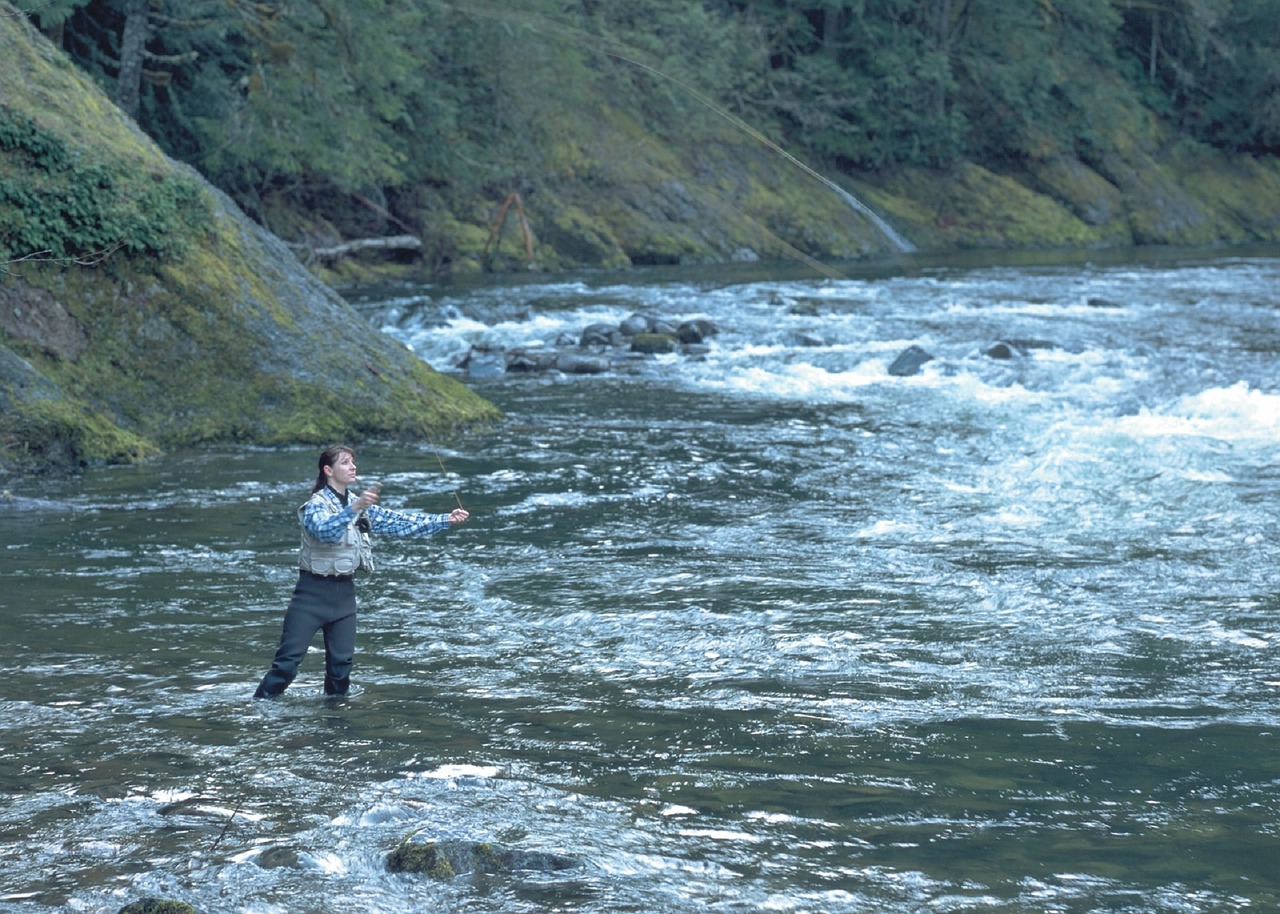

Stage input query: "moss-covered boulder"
[
  {"left": 0, "top": 7, "right": 498, "bottom": 480},
  {"left": 630, "top": 332, "right": 679, "bottom": 354},
  {"left": 387, "top": 838, "right": 580, "bottom": 880}
]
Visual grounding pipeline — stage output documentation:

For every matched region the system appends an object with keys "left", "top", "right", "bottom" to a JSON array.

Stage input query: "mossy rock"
[
  {"left": 387, "top": 838, "right": 580, "bottom": 880},
  {"left": 118, "top": 899, "right": 197, "bottom": 914},
  {"left": 0, "top": 12, "right": 501, "bottom": 480},
  {"left": 0, "top": 392, "right": 158, "bottom": 474},
  {"left": 630, "top": 333, "right": 678, "bottom": 354}
]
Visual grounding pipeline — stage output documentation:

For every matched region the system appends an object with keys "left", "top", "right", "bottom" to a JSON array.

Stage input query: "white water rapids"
[{"left": 2, "top": 248, "right": 1279, "bottom": 913}]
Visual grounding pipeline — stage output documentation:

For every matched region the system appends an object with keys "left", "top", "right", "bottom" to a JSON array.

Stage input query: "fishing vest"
[{"left": 296, "top": 489, "right": 375, "bottom": 576}]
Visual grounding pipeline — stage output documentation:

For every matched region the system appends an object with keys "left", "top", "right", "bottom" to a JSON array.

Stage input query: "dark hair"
[{"left": 313, "top": 444, "right": 355, "bottom": 493}]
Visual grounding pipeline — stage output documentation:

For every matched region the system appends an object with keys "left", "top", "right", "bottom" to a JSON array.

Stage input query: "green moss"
[
  {"left": 537, "top": 198, "right": 628, "bottom": 268},
  {"left": 0, "top": 396, "right": 157, "bottom": 473},
  {"left": 0, "top": 107, "right": 210, "bottom": 261},
  {"left": 631, "top": 332, "right": 678, "bottom": 354},
  {"left": 387, "top": 841, "right": 457, "bottom": 879},
  {"left": 864, "top": 164, "right": 1118, "bottom": 251},
  {"left": 1169, "top": 149, "right": 1280, "bottom": 242}
]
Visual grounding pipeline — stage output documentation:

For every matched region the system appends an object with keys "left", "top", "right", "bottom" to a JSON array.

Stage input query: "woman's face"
[{"left": 325, "top": 450, "right": 358, "bottom": 489}]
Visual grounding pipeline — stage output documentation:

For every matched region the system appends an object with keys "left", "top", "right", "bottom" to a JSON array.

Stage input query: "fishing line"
[
  {"left": 423, "top": 424, "right": 465, "bottom": 510},
  {"left": 209, "top": 796, "right": 243, "bottom": 853}
]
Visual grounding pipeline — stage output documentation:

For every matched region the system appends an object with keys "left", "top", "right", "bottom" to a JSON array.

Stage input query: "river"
[{"left": 2, "top": 248, "right": 1279, "bottom": 913}]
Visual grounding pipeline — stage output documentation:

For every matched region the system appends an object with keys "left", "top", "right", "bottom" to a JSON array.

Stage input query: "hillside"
[
  {"left": 0, "top": 8, "right": 499, "bottom": 481},
  {"left": 17, "top": 1, "right": 1271, "bottom": 280}
]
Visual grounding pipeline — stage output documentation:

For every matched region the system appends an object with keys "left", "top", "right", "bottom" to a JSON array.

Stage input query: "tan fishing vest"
[{"left": 296, "top": 490, "right": 374, "bottom": 576}]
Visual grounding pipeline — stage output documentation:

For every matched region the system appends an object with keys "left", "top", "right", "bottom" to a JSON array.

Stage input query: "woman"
[{"left": 253, "top": 444, "right": 469, "bottom": 698}]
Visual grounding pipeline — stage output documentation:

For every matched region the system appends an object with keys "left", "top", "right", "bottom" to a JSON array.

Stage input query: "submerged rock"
[
  {"left": 387, "top": 838, "right": 580, "bottom": 879},
  {"left": 118, "top": 900, "right": 196, "bottom": 914},
  {"left": 984, "top": 338, "right": 1062, "bottom": 359},
  {"left": 555, "top": 353, "right": 611, "bottom": 374},
  {"left": 457, "top": 344, "right": 507, "bottom": 378},
  {"left": 0, "top": 491, "right": 75, "bottom": 512}
]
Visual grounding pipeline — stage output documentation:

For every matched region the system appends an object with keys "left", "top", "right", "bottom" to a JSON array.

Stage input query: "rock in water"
[
  {"left": 387, "top": 839, "right": 580, "bottom": 879},
  {"left": 630, "top": 333, "right": 678, "bottom": 354},
  {"left": 888, "top": 344, "right": 935, "bottom": 377},
  {"left": 118, "top": 900, "right": 196, "bottom": 914}
]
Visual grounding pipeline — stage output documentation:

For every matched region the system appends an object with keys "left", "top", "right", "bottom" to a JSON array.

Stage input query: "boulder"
[
  {"left": 618, "top": 313, "right": 654, "bottom": 336},
  {"left": 503, "top": 348, "right": 558, "bottom": 373},
  {"left": 580, "top": 322, "right": 623, "bottom": 347},
  {"left": 457, "top": 345, "right": 506, "bottom": 379},
  {"left": 983, "top": 339, "right": 1060, "bottom": 359},
  {"left": 888, "top": 344, "right": 935, "bottom": 377},
  {"left": 555, "top": 354, "right": 611, "bottom": 374},
  {"left": 677, "top": 319, "right": 717, "bottom": 344},
  {"left": 630, "top": 333, "right": 678, "bottom": 354},
  {"left": 387, "top": 839, "right": 580, "bottom": 880}
]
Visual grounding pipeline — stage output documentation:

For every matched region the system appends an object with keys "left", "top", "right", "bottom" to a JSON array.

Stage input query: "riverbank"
[{"left": 307, "top": 100, "right": 1280, "bottom": 284}]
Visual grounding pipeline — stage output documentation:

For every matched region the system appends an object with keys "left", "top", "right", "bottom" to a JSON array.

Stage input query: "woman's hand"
[{"left": 352, "top": 483, "right": 381, "bottom": 513}]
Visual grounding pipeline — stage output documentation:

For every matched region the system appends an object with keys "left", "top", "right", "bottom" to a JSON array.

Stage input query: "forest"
[{"left": 11, "top": 0, "right": 1280, "bottom": 271}]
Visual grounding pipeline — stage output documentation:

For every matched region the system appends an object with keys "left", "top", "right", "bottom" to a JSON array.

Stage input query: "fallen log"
[{"left": 309, "top": 234, "right": 423, "bottom": 262}]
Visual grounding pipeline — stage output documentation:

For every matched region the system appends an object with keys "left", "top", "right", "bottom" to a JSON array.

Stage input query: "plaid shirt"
[{"left": 302, "top": 486, "right": 452, "bottom": 544}]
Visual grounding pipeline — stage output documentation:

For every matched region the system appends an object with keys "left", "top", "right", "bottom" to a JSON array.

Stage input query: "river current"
[{"left": 2, "top": 249, "right": 1279, "bottom": 913}]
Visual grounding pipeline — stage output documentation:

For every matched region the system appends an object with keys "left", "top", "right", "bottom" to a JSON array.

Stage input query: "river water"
[{"left": 2, "top": 248, "right": 1279, "bottom": 913}]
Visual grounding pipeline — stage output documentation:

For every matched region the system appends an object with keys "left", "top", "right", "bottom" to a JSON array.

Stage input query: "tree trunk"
[
  {"left": 116, "top": 0, "right": 150, "bottom": 120},
  {"left": 1148, "top": 10, "right": 1160, "bottom": 82}
]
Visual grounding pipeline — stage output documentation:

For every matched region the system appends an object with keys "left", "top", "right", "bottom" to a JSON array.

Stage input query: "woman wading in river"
[{"left": 253, "top": 444, "right": 469, "bottom": 699}]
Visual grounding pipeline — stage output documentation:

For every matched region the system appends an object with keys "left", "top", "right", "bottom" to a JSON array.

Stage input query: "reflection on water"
[{"left": 3, "top": 250, "right": 1280, "bottom": 913}]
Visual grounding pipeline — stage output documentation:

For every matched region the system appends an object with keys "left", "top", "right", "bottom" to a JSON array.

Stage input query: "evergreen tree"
[{"left": 23, "top": 0, "right": 1280, "bottom": 246}]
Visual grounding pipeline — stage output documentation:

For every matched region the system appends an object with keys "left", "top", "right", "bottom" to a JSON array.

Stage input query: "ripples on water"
[{"left": 2, "top": 250, "right": 1279, "bottom": 913}]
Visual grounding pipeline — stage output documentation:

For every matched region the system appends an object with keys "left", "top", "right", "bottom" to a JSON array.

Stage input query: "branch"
[{"left": 1, "top": 244, "right": 125, "bottom": 274}]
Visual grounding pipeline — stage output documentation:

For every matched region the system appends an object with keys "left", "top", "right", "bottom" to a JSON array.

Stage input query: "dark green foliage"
[
  {"left": 1113, "top": 0, "right": 1280, "bottom": 154},
  {"left": 0, "top": 107, "right": 209, "bottom": 261},
  {"left": 23, "top": 0, "right": 1280, "bottom": 243}
]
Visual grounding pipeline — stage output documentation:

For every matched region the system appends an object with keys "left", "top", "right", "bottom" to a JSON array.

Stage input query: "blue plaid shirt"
[{"left": 302, "top": 486, "right": 452, "bottom": 544}]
